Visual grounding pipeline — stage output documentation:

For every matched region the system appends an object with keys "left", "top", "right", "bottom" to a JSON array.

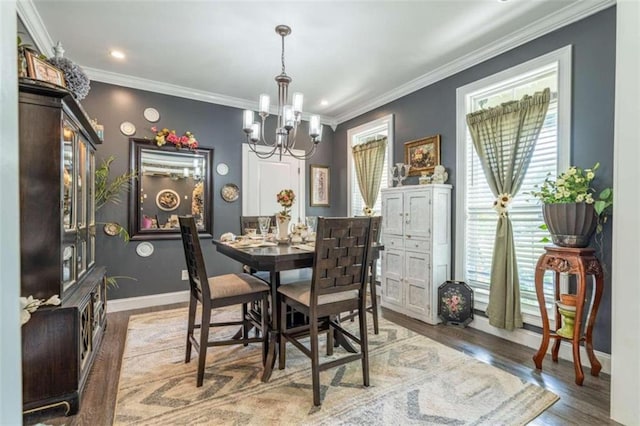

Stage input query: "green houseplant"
[
  {"left": 531, "top": 162, "right": 613, "bottom": 247},
  {"left": 95, "top": 156, "right": 137, "bottom": 287}
]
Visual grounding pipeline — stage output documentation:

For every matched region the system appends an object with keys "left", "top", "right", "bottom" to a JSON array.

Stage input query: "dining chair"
[
  {"left": 341, "top": 216, "right": 382, "bottom": 334},
  {"left": 178, "top": 216, "right": 270, "bottom": 387},
  {"left": 277, "top": 217, "right": 374, "bottom": 406}
]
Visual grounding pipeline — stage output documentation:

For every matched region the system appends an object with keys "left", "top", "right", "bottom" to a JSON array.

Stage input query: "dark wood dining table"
[{"left": 212, "top": 239, "right": 382, "bottom": 382}]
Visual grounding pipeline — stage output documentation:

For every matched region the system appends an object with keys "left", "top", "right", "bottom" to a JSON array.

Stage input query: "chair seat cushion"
[
  {"left": 278, "top": 282, "right": 358, "bottom": 307},
  {"left": 208, "top": 273, "right": 269, "bottom": 299}
]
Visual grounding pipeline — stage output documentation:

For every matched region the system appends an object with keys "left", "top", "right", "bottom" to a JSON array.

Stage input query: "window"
[
  {"left": 347, "top": 115, "right": 394, "bottom": 217},
  {"left": 456, "top": 46, "right": 571, "bottom": 326}
]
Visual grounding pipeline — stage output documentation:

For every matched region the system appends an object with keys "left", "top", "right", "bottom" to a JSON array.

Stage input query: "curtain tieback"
[
  {"left": 363, "top": 206, "right": 373, "bottom": 216},
  {"left": 493, "top": 193, "right": 512, "bottom": 217}
]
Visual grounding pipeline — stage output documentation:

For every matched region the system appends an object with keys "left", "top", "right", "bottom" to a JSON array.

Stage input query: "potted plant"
[
  {"left": 531, "top": 163, "right": 613, "bottom": 248},
  {"left": 275, "top": 189, "right": 295, "bottom": 241}
]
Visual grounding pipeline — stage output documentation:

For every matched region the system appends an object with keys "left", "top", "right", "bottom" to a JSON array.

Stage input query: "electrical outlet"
[{"left": 181, "top": 270, "right": 189, "bottom": 280}]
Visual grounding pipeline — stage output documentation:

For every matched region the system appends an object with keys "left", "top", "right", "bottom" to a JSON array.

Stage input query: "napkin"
[
  {"left": 292, "top": 244, "right": 316, "bottom": 251},
  {"left": 220, "top": 232, "right": 235, "bottom": 242}
]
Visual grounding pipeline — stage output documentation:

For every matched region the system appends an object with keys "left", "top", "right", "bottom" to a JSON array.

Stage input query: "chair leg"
[
  {"left": 370, "top": 273, "right": 379, "bottom": 335},
  {"left": 242, "top": 303, "right": 249, "bottom": 346},
  {"left": 326, "top": 316, "right": 334, "bottom": 356},
  {"left": 310, "top": 315, "right": 321, "bottom": 406},
  {"left": 278, "top": 299, "right": 287, "bottom": 370},
  {"left": 359, "top": 294, "right": 370, "bottom": 387},
  {"left": 185, "top": 297, "right": 197, "bottom": 363},
  {"left": 261, "top": 293, "right": 269, "bottom": 366},
  {"left": 196, "top": 307, "right": 211, "bottom": 387}
]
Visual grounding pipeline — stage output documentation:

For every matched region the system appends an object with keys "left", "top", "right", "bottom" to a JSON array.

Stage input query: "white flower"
[
  {"left": 555, "top": 192, "right": 563, "bottom": 199},
  {"left": 585, "top": 194, "right": 594, "bottom": 204},
  {"left": 44, "top": 295, "right": 61, "bottom": 306},
  {"left": 556, "top": 178, "right": 565, "bottom": 185},
  {"left": 492, "top": 193, "right": 512, "bottom": 217},
  {"left": 576, "top": 194, "right": 585, "bottom": 202},
  {"left": 21, "top": 310, "right": 31, "bottom": 325},
  {"left": 574, "top": 177, "right": 583, "bottom": 183},
  {"left": 586, "top": 171, "right": 595, "bottom": 180},
  {"left": 567, "top": 167, "right": 577, "bottom": 176}
]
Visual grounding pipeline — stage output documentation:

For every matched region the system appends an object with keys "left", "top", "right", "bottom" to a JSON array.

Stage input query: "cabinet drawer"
[
  {"left": 382, "top": 235, "right": 404, "bottom": 249},
  {"left": 404, "top": 237, "right": 430, "bottom": 252}
]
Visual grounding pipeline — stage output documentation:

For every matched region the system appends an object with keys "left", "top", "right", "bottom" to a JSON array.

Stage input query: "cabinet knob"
[
  {"left": 415, "top": 243, "right": 419, "bottom": 248},
  {"left": 406, "top": 234, "right": 411, "bottom": 238}
]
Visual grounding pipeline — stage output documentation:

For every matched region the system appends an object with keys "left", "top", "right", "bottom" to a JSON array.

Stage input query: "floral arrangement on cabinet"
[
  {"left": 276, "top": 189, "right": 295, "bottom": 221},
  {"left": 21, "top": 294, "right": 61, "bottom": 325},
  {"left": 152, "top": 126, "right": 199, "bottom": 150}
]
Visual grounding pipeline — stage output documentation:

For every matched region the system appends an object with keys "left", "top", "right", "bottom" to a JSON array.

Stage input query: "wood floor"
[{"left": 24, "top": 302, "right": 616, "bottom": 425}]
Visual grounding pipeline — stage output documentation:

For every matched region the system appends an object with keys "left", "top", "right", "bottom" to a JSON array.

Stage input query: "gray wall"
[
  {"left": 333, "top": 7, "right": 616, "bottom": 353},
  {"left": 82, "top": 82, "right": 335, "bottom": 300}
]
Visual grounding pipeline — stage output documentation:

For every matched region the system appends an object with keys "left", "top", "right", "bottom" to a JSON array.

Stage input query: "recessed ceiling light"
[
  {"left": 498, "top": 0, "right": 509, "bottom": 2},
  {"left": 320, "top": 99, "right": 329, "bottom": 106},
  {"left": 110, "top": 50, "right": 125, "bottom": 59}
]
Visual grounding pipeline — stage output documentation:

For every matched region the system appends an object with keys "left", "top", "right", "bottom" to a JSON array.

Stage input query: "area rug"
[{"left": 114, "top": 307, "right": 558, "bottom": 425}]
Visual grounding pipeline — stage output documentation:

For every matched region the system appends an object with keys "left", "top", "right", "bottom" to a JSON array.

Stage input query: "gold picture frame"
[
  {"left": 404, "top": 134, "right": 441, "bottom": 176},
  {"left": 24, "top": 50, "right": 66, "bottom": 88},
  {"left": 310, "top": 164, "right": 330, "bottom": 207}
]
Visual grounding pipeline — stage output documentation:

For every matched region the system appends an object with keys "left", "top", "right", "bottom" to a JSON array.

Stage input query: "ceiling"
[{"left": 22, "top": 0, "right": 613, "bottom": 126}]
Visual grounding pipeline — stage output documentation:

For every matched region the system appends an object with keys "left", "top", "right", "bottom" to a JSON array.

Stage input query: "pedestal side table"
[{"left": 533, "top": 246, "right": 604, "bottom": 385}]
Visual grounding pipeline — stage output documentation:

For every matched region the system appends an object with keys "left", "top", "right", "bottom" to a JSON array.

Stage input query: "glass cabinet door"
[
  {"left": 62, "top": 244, "right": 76, "bottom": 291},
  {"left": 88, "top": 151, "right": 96, "bottom": 267},
  {"left": 62, "top": 122, "right": 76, "bottom": 231},
  {"left": 76, "top": 139, "right": 88, "bottom": 277}
]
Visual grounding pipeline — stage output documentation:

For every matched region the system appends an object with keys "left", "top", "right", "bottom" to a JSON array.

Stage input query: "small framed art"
[
  {"left": 404, "top": 134, "right": 440, "bottom": 176},
  {"left": 310, "top": 164, "right": 330, "bottom": 207},
  {"left": 24, "top": 50, "right": 66, "bottom": 88}
]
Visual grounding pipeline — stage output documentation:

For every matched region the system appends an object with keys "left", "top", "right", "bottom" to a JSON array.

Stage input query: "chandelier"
[{"left": 242, "top": 25, "right": 323, "bottom": 160}]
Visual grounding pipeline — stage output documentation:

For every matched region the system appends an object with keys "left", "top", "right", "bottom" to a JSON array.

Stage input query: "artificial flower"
[{"left": 276, "top": 189, "right": 296, "bottom": 218}]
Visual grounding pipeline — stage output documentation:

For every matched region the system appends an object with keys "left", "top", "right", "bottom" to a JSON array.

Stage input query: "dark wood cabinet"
[{"left": 19, "top": 79, "right": 106, "bottom": 416}]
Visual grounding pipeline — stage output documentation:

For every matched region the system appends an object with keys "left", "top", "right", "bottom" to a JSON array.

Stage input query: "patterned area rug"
[{"left": 115, "top": 307, "right": 558, "bottom": 425}]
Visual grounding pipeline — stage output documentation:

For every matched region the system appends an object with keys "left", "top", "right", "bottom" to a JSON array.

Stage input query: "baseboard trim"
[
  {"left": 470, "top": 315, "right": 611, "bottom": 375},
  {"left": 107, "top": 291, "right": 190, "bottom": 313}
]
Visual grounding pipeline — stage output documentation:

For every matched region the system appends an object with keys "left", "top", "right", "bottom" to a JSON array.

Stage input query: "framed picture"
[
  {"left": 404, "top": 134, "right": 441, "bottom": 176},
  {"left": 310, "top": 164, "right": 330, "bottom": 207},
  {"left": 24, "top": 50, "right": 66, "bottom": 88}
]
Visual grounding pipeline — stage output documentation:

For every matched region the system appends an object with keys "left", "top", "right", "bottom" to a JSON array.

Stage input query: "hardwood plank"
[{"left": 24, "top": 302, "right": 616, "bottom": 425}]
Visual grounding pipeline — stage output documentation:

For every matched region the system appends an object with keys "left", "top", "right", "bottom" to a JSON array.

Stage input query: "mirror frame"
[{"left": 128, "top": 138, "right": 214, "bottom": 240}]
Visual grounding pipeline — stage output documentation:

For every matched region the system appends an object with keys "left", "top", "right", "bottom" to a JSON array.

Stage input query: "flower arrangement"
[
  {"left": 276, "top": 189, "right": 295, "bottom": 219},
  {"left": 152, "top": 126, "right": 198, "bottom": 150},
  {"left": 21, "top": 294, "right": 61, "bottom": 325},
  {"left": 530, "top": 162, "right": 613, "bottom": 220},
  {"left": 493, "top": 193, "right": 512, "bottom": 217}
]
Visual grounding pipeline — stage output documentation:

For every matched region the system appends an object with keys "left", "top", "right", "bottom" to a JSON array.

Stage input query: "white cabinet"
[{"left": 380, "top": 185, "right": 452, "bottom": 324}]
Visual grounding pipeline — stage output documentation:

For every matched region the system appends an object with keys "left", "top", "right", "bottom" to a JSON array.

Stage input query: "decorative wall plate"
[
  {"left": 120, "top": 121, "right": 136, "bottom": 136},
  {"left": 221, "top": 183, "right": 240, "bottom": 202},
  {"left": 156, "top": 189, "right": 180, "bottom": 211},
  {"left": 216, "top": 162, "right": 229, "bottom": 176},
  {"left": 136, "top": 242, "right": 154, "bottom": 257},
  {"left": 103, "top": 222, "right": 120, "bottom": 236},
  {"left": 143, "top": 107, "right": 160, "bottom": 123}
]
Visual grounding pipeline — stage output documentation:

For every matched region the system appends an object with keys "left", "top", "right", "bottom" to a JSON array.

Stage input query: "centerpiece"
[
  {"left": 531, "top": 163, "right": 613, "bottom": 248},
  {"left": 276, "top": 189, "right": 295, "bottom": 241}
]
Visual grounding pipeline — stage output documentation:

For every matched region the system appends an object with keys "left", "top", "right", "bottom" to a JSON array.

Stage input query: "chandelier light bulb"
[
  {"left": 292, "top": 92, "right": 304, "bottom": 114},
  {"left": 250, "top": 122, "right": 260, "bottom": 142},
  {"left": 243, "top": 110, "right": 254, "bottom": 132},
  {"left": 283, "top": 105, "right": 295, "bottom": 130},
  {"left": 259, "top": 94, "right": 270, "bottom": 114},
  {"left": 309, "top": 115, "right": 321, "bottom": 138}
]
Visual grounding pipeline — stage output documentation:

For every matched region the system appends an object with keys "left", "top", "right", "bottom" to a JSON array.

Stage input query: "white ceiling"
[{"left": 22, "top": 0, "right": 613, "bottom": 125}]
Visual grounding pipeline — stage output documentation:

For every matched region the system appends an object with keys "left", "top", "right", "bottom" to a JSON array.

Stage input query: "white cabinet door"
[
  {"left": 381, "top": 248, "right": 403, "bottom": 306},
  {"left": 404, "top": 190, "right": 431, "bottom": 239},
  {"left": 382, "top": 192, "right": 403, "bottom": 236},
  {"left": 404, "top": 250, "right": 431, "bottom": 319}
]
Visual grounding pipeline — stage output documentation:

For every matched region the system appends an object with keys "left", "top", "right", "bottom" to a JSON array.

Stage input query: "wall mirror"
[{"left": 128, "top": 138, "right": 213, "bottom": 240}]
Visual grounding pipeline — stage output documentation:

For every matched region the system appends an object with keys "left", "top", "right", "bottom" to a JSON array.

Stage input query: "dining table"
[{"left": 212, "top": 239, "right": 382, "bottom": 382}]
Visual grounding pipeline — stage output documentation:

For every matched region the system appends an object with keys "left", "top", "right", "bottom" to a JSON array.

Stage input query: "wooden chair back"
[
  {"left": 178, "top": 216, "right": 211, "bottom": 304},
  {"left": 240, "top": 215, "right": 277, "bottom": 234},
  {"left": 310, "top": 217, "right": 373, "bottom": 302}
]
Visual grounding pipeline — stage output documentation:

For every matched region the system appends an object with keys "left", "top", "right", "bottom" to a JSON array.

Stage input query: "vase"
[
  {"left": 542, "top": 203, "right": 597, "bottom": 248},
  {"left": 276, "top": 214, "right": 291, "bottom": 242}
]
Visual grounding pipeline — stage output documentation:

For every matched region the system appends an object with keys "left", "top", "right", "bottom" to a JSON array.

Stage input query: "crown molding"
[
  {"left": 16, "top": 0, "right": 53, "bottom": 57},
  {"left": 333, "top": 0, "right": 616, "bottom": 124}
]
